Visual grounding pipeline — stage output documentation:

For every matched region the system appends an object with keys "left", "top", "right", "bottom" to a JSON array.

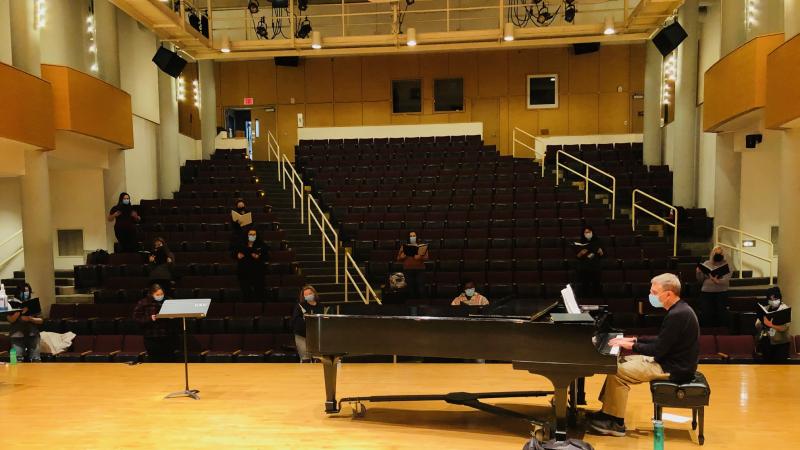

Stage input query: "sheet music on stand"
[{"left": 560, "top": 284, "right": 582, "bottom": 314}]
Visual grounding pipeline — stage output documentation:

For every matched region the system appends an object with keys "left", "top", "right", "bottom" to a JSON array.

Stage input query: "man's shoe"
[{"left": 588, "top": 417, "right": 626, "bottom": 437}]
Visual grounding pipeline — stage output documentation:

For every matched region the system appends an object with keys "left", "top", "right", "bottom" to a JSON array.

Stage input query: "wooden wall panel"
[
  {"left": 568, "top": 94, "right": 599, "bottom": 135},
  {"left": 0, "top": 62, "right": 55, "bottom": 150},
  {"left": 390, "top": 114, "right": 421, "bottom": 125},
  {"left": 218, "top": 61, "right": 249, "bottom": 106},
  {"left": 178, "top": 63, "right": 201, "bottom": 139},
  {"left": 305, "top": 103, "right": 334, "bottom": 127},
  {"left": 538, "top": 47, "right": 569, "bottom": 85},
  {"left": 598, "top": 92, "right": 630, "bottom": 134},
  {"left": 538, "top": 94, "right": 569, "bottom": 135},
  {"left": 361, "top": 55, "right": 391, "bottom": 102},
  {"left": 599, "top": 45, "right": 630, "bottom": 93},
  {"left": 507, "top": 49, "right": 539, "bottom": 96},
  {"left": 276, "top": 64, "right": 306, "bottom": 104},
  {"left": 387, "top": 54, "right": 420, "bottom": 79},
  {"left": 508, "top": 95, "right": 539, "bottom": 145},
  {"left": 362, "top": 101, "right": 391, "bottom": 125},
  {"left": 478, "top": 51, "right": 508, "bottom": 98},
  {"left": 419, "top": 53, "right": 450, "bottom": 81},
  {"left": 766, "top": 33, "right": 800, "bottom": 128},
  {"left": 247, "top": 60, "right": 277, "bottom": 105},
  {"left": 277, "top": 104, "right": 304, "bottom": 160},
  {"left": 333, "top": 57, "right": 362, "bottom": 103},
  {"left": 472, "top": 98, "right": 499, "bottom": 146},
  {"left": 333, "top": 102, "right": 363, "bottom": 126},
  {"left": 305, "top": 58, "right": 334, "bottom": 104},
  {"left": 568, "top": 51, "right": 599, "bottom": 94},
  {"left": 629, "top": 44, "right": 646, "bottom": 93},
  {"left": 449, "top": 53, "right": 478, "bottom": 99}
]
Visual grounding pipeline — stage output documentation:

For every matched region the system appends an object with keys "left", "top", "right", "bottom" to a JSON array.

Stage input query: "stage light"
[
  {"left": 603, "top": 16, "right": 615, "bottom": 35},
  {"left": 503, "top": 22, "right": 514, "bottom": 42},
  {"left": 564, "top": 2, "right": 576, "bottom": 23},
  {"left": 311, "top": 31, "right": 322, "bottom": 49},
  {"left": 406, "top": 27, "right": 417, "bottom": 46},
  {"left": 220, "top": 35, "right": 231, "bottom": 53},
  {"left": 255, "top": 17, "right": 268, "bottom": 39},
  {"left": 193, "top": 79, "right": 201, "bottom": 109},
  {"left": 296, "top": 18, "right": 312, "bottom": 39},
  {"left": 248, "top": 0, "right": 259, "bottom": 14},
  {"left": 177, "top": 77, "right": 186, "bottom": 101},
  {"left": 298, "top": 0, "right": 308, "bottom": 11}
]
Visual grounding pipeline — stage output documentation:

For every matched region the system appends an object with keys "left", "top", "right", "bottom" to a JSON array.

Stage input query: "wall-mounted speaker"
[
  {"left": 275, "top": 56, "right": 300, "bottom": 67},
  {"left": 745, "top": 134, "right": 763, "bottom": 149},
  {"left": 572, "top": 42, "right": 600, "bottom": 55},
  {"left": 652, "top": 21, "right": 688, "bottom": 56},
  {"left": 152, "top": 46, "right": 187, "bottom": 78}
]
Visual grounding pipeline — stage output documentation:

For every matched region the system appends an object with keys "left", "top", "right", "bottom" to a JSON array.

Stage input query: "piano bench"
[{"left": 650, "top": 371, "right": 711, "bottom": 445}]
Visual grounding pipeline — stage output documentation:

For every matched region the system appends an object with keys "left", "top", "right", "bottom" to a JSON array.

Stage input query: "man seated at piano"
[
  {"left": 588, "top": 273, "right": 699, "bottom": 437},
  {"left": 451, "top": 280, "right": 489, "bottom": 306}
]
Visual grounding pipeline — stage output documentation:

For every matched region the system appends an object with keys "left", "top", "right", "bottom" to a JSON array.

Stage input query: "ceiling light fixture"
[
  {"left": 503, "top": 23, "right": 514, "bottom": 42},
  {"left": 603, "top": 16, "right": 615, "bottom": 35},
  {"left": 220, "top": 35, "right": 231, "bottom": 53},
  {"left": 311, "top": 31, "right": 322, "bottom": 49},
  {"left": 406, "top": 27, "right": 417, "bottom": 46}
]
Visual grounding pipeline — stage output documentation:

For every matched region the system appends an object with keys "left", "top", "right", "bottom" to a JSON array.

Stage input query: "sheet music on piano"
[{"left": 560, "top": 284, "right": 582, "bottom": 314}]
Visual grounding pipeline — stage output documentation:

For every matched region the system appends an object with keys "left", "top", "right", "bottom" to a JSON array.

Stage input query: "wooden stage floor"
[{"left": 0, "top": 363, "right": 794, "bottom": 449}]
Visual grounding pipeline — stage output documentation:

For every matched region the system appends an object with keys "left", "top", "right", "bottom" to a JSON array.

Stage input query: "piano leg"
[
  {"left": 552, "top": 385, "right": 569, "bottom": 442},
  {"left": 321, "top": 355, "right": 341, "bottom": 413}
]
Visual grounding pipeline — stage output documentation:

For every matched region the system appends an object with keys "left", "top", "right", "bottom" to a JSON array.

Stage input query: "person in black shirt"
[
  {"left": 147, "top": 237, "right": 175, "bottom": 293},
  {"left": 575, "top": 226, "right": 604, "bottom": 297},
  {"left": 133, "top": 284, "right": 178, "bottom": 362},
  {"left": 291, "top": 285, "right": 324, "bottom": 362},
  {"left": 7, "top": 282, "right": 43, "bottom": 362},
  {"left": 233, "top": 228, "right": 269, "bottom": 302},
  {"left": 588, "top": 273, "right": 699, "bottom": 437},
  {"left": 107, "top": 192, "right": 141, "bottom": 252}
]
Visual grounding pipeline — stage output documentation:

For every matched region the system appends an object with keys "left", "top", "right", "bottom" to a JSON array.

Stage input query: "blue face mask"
[
  {"left": 248, "top": 235, "right": 257, "bottom": 242},
  {"left": 22, "top": 292, "right": 30, "bottom": 300},
  {"left": 122, "top": 199, "right": 130, "bottom": 205},
  {"left": 464, "top": 288, "right": 475, "bottom": 297},
  {"left": 648, "top": 293, "right": 663, "bottom": 308}
]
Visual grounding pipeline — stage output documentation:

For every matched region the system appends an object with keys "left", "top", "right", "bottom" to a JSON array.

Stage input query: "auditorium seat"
[
  {"left": 116, "top": 335, "right": 147, "bottom": 363},
  {"left": 84, "top": 335, "right": 124, "bottom": 362},
  {"left": 238, "top": 334, "right": 274, "bottom": 362},
  {"left": 54, "top": 335, "right": 95, "bottom": 362},
  {"left": 205, "top": 334, "right": 243, "bottom": 362},
  {"left": 716, "top": 335, "right": 755, "bottom": 363}
]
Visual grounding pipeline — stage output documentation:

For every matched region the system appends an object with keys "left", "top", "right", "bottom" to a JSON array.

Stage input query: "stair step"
[
  {"left": 13, "top": 270, "right": 74, "bottom": 279},
  {"left": 56, "top": 286, "right": 76, "bottom": 295},
  {"left": 299, "top": 267, "right": 338, "bottom": 276},
  {"left": 55, "top": 294, "right": 94, "bottom": 304}
]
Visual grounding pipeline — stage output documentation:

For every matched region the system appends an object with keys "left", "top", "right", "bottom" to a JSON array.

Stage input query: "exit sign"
[{"left": 243, "top": 97, "right": 254, "bottom": 105}]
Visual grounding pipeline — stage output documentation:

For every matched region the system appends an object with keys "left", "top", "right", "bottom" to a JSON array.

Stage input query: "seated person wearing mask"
[
  {"left": 6, "top": 283, "right": 43, "bottom": 362},
  {"left": 292, "top": 285, "right": 324, "bottom": 363},
  {"left": 451, "top": 281, "right": 489, "bottom": 306},
  {"left": 588, "top": 273, "right": 699, "bottom": 437},
  {"left": 755, "top": 286, "right": 791, "bottom": 363}
]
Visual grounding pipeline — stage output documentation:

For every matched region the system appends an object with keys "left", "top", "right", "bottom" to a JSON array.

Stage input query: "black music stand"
[{"left": 157, "top": 299, "right": 211, "bottom": 400}]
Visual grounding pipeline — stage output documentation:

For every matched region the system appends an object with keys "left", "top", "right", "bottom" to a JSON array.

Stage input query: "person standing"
[
  {"left": 696, "top": 246, "right": 732, "bottom": 327},
  {"left": 230, "top": 198, "right": 252, "bottom": 249},
  {"left": 396, "top": 231, "right": 429, "bottom": 299},
  {"left": 133, "top": 284, "right": 178, "bottom": 362},
  {"left": 234, "top": 229, "right": 269, "bottom": 302},
  {"left": 147, "top": 237, "right": 175, "bottom": 293},
  {"left": 755, "top": 286, "right": 791, "bottom": 363},
  {"left": 588, "top": 273, "right": 699, "bottom": 437},
  {"left": 107, "top": 192, "right": 141, "bottom": 252},
  {"left": 291, "top": 285, "right": 324, "bottom": 362},
  {"left": 6, "top": 283, "right": 43, "bottom": 362},
  {"left": 575, "top": 226, "right": 604, "bottom": 297}
]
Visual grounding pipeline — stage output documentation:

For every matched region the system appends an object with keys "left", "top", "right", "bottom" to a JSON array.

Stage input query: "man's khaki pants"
[{"left": 600, "top": 355, "right": 670, "bottom": 418}]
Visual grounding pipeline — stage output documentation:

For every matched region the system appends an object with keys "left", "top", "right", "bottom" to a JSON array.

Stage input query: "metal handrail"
[
  {"left": 0, "top": 230, "right": 23, "bottom": 273},
  {"left": 343, "top": 248, "right": 381, "bottom": 304},
  {"left": 281, "top": 154, "right": 304, "bottom": 224},
  {"left": 715, "top": 225, "right": 775, "bottom": 283},
  {"left": 307, "top": 194, "right": 339, "bottom": 283},
  {"left": 511, "top": 127, "right": 546, "bottom": 177},
  {"left": 267, "top": 130, "right": 281, "bottom": 181},
  {"left": 631, "top": 189, "right": 678, "bottom": 257},
  {"left": 556, "top": 150, "right": 616, "bottom": 220}
]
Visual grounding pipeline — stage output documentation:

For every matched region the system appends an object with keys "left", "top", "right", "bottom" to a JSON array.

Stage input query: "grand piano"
[{"left": 306, "top": 301, "right": 621, "bottom": 443}]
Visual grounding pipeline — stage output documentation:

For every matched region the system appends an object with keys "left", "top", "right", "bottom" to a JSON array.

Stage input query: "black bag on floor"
[{"left": 86, "top": 249, "right": 110, "bottom": 265}]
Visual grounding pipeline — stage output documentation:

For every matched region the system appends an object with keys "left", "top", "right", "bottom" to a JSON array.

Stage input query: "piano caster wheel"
[{"left": 351, "top": 402, "right": 367, "bottom": 418}]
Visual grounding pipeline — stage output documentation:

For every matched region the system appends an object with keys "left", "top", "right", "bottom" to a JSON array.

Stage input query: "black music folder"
[
  {"left": 697, "top": 262, "right": 730, "bottom": 278},
  {"left": 757, "top": 303, "right": 792, "bottom": 326},
  {"left": 402, "top": 243, "right": 428, "bottom": 257},
  {"left": 8, "top": 298, "right": 41, "bottom": 316}
]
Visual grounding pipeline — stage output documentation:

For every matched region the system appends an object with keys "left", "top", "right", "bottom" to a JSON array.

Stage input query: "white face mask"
[
  {"left": 769, "top": 299, "right": 781, "bottom": 308},
  {"left": 584, "top": 233, "right": 593, "bottom": 240},
  {"left": 304, "top": 294, "right": 315, "bottom": 302},
  {"left": 409, "top": 236, "right": 417, "bottom": 244},
  {"left": 464, "top": 288, "right": 475, "bottom": 297},
  {"left": 154, "top": 295, "right": 165, "bottom": 302},
  {"left": 248, "top": 235, "right": 257, "bottom": 242}
]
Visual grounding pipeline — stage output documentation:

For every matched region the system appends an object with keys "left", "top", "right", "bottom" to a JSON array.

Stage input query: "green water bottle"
[
  {"left": 9, "top": 347, "right": 17, "bottom": 365},
  {"left": 653, "top": 419, "right": 665, "bottom": 450}
]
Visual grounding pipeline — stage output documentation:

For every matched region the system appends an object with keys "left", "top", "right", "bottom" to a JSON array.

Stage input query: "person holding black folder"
[
  {"left": 695, "top": 246, "right": 731, "bottom": 327},
  {"left": 147, "top": 237, "right": 175, "bottom": 293},
  {"left": 755, "top": 286, "right": 791, "bottom": 363},
  {"left": 234, "top": 228, "right": 269, "bottom": 302},
  {"left": 397, "top": 231, "right": 429, "bottom": 299},
  {"left": 574, "top": 226, "right": 605, "bottom": 297},
  {"left": 6, "top": 283, "right": 43, "bottom": 362},
  {"left": 133, "top": 284, "right": 178, "bottom": 362}
]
